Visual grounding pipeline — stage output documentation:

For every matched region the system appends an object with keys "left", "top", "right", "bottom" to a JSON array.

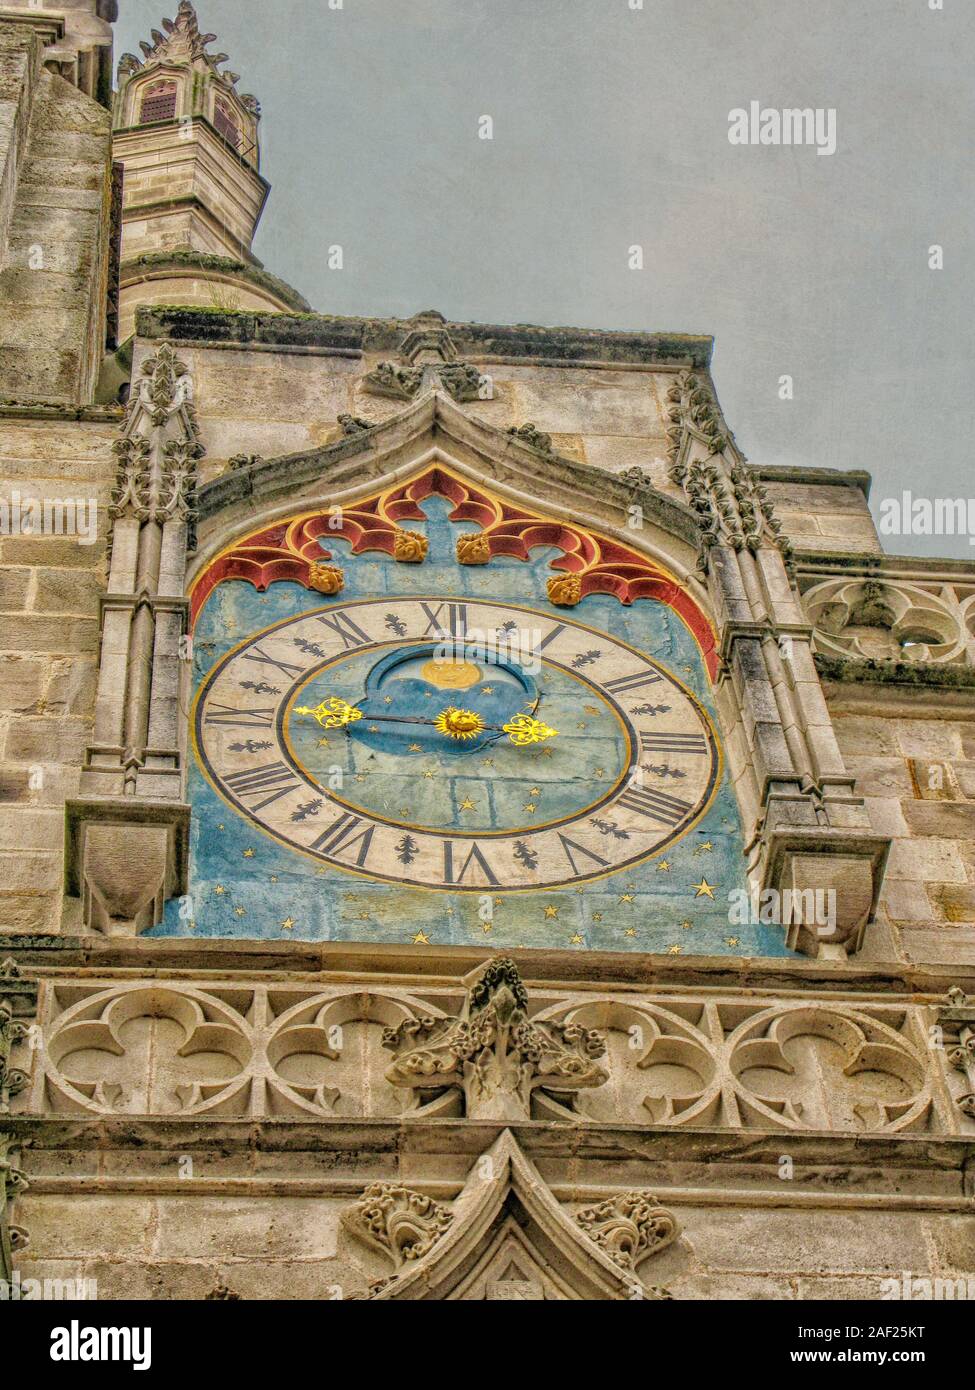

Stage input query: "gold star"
[
  {"left": 594, "top": 767, "right": 605, "bottom": 778},
  {"left": 409, "top": 743, "right": 423, "bottom": 753},
  {"left": 529, "top": 787, "right": 541, "bottom": 797},
  {"left": 699, "top": 841, "right": 714, "bottom": 852},
  {"left": 481, "top": 758, "right": 495, "bottom": 768},
  {"left": 281, "top": 917, "right": 295, "bottom": 931},
  {"left": 270, "top": 875, "right": 278, "bottom": 883},
  {"left": 214, "top": 885, "right": 226, "bottom": 895},
  {"left": 569, "top": 932, "right": 584, "bottom": 945},
  {"left": 481, "top": 922, "right": 493, "bottom": 933},
  {"left": 482, "top": 686, "right": 495, "bottom": 695},
  {"left": 234, "top": 906, "right": 246, "bottom": 918},
  {"left": 544, "top": 905, "right": 559, "bottom": 919},
  {"left": 540, "top": 748, "right": 554, "bottom": 758},
  {"left": 383, "top": 696, "right": 393, "bottom": 704},
  {"left": 725, "top": 936, "right": 741, "bottom": 947},
  {"left": 187, "top": 920, "right": 197, "bottom": 932},
  {"left": 624, "top": 927, "right": 636, "bottom": 938},
  {"left": 459, "top": 796, "right": 476, "bottom": 811},
  {"left": 656, "top": 859, "right": 670, "bottom": 872},
  {"left": 667, "top": 944, "right": 683, "bottom": 955},
  {"left": 618, "top": 893, "right": 635, "bottom": 904},
  {"left": 681, "top": 919, "right": 693, "bottom": 930},
  {"left": 494, "top": 896, "right": 504, "bottom": 905},
  {"left": 368, "top": 726, "right": 380, "bottom": 733},
  {"left": 317, "top": 737, "right": 331, "bottom": 749},
  {"left": 217, "top": 823, "right": 225, "bottom": 831},
  {"left": 412, "top": 930, "right": 430, "bottom": 945},
  {"left": 243, "top": 848, "right": 255, "bottom": 858},
  {"left": 692, "top": 878, "right": 716, "bottom": 898},
  {"left": 523, "top": 802, "right": 537, "bottom": 813},
  {"left": 422, "top": 769, "right": 435, "bottom": 779},
  {"left": 355, "top": 774, "right": 366, "bottom": 783},
  {"left": 584, "top": 705, "right": 600, "bottom": 715},
  {"left": 592, "top": 912, "right": 603, "bottom": 922}
]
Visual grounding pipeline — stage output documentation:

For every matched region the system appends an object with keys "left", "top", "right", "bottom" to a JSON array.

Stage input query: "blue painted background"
[{"left": 156, "top": 497, "right": 795, "bottom": 956}]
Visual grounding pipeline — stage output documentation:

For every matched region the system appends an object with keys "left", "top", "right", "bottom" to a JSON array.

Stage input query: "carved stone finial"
[
  {"left": 392, "top": 530, "right": 428, "bottom": 563},
  {"left": 0, "top": 960, "right": 23, "bottom": 983},
  {"left": 547, "top": 574, "right": 582, "bottom": 607},
  {"left": 382, "top": 956, "right": 608, "bottom": 1121},
  {"left": 456, "top": 532, "right": 491, "bottom": 566},
  {"left": 575, "top": 1191, "right": 680, "bottom": 1271},
  {"left": 342, "top": 1183, "right": 453, "bottom": 1269},
  {"left": 307, "top": 562, "right": 344, "bottom": 595}
]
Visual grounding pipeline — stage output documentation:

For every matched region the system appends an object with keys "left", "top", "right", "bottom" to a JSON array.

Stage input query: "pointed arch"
[
  {"left": 351, "top": 1131, "right": 674, "bottom": 1301},
  {"left": 189, "top": 393, "right": 718, "bottom": 677}
]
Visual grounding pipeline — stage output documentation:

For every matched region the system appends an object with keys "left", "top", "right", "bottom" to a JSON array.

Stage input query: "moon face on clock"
[{"left": 194, "top": 598, "right": 720, "bottom": 891}]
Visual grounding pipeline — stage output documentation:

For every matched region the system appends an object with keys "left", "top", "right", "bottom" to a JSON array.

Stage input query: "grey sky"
[{"left": 117, "top": 0, "right": 974, "bottom": 559}]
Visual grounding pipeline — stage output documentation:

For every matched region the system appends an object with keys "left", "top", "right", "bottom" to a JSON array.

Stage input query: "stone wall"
[{"left": 0, "top": 414, "right": 116, "bottom": 935}]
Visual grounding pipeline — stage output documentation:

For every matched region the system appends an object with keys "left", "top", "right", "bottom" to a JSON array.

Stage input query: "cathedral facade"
[{"left": 0, "top": 2, "right": 972, "bottom": 1302}]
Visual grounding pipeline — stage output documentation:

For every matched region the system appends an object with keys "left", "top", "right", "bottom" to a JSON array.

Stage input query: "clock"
[{"left": 194, "top": 596, "right": 721, "bottom": 893}]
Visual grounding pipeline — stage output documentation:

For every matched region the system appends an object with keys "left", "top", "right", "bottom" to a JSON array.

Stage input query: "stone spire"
[{"left": 110, "top": 2, "right": 308, "bottom": 340}]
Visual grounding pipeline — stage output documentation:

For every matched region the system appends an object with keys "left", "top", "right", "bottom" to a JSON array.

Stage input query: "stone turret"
[{"left": 111, "top": 1, "right": 307, "bottom": 340}]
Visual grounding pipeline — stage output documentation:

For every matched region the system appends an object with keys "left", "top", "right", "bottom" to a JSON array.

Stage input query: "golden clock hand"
[{"left": 294, "top": 697, "right": 558, "bottom": 745}]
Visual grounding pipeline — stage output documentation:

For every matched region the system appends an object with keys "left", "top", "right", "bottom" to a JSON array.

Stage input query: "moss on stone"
[{"left": 122, "top": 251, "right": 311, "bottom": 313}]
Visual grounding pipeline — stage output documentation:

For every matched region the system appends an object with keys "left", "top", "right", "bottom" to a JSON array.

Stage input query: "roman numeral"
[
  {"left": 242, "top": 644, "right": 305, "bottom": 679},
  {"left": 315, "top": 610, "right": 371, "bottom": 648},
  {"left": 442, "top": 840, "right": 499, "bottom": 886},
  {"left": 537, "top": 623, "right": 567, "bottom": 651},
  {"left": 309, "top": 813, "right": 375, "bottom": 866},
  {"left": 617, "top": 785, "right": 693, "bottom": 827},
  {"left": 224, "top": 761, "right": 300, "bottom": 811},
  {"left": 421, "top": 602, "right": 468, "bottom": 640},
  {"left": 639, "top": 732, "right": 707, "bottom": 754},
  {"left": 603, "top": 670, "right": 664, "bottom": 695},
  {"left": 205, "top": 704, "right": 275, "bottom": 729},
  {"left": 556, "top": 833, "right": 609, "bottom": 875}
]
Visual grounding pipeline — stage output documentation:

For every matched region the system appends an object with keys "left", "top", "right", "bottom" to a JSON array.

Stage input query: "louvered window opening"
[
  {"left": 140, "top": 83, "right": 177, "bottom": 123},
  {"left": 214, "top": 101, "right": 241, "bottom": 149}
]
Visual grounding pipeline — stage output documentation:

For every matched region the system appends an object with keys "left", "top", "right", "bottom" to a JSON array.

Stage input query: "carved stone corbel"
[
  {"left": 666, "top": 370, "right": 891, "bottom": 957},
  {"left": 382, "top": 956, "right": 608, "bottom": 1121},
  {"left": 64, "top": 799, "right": 190, "bottom": 936}
]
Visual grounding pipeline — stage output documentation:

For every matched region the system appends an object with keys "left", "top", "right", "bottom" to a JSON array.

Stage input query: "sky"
[{"left": 117, "top": 0, "right": 975, "bottom": 559}]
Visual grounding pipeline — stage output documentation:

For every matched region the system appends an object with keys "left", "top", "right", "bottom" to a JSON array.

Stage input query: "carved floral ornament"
[
  {"left": 802, "top": 577, "right": 975, "bottom": 666},
  {"left": 21, "top": 964, "right": 959, "bottom": 1136},
  {"left": 189, "top": 462, "right": 719, "bottom": 676}
]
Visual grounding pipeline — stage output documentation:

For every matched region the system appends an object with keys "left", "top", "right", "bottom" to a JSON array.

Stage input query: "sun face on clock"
[{"left": 194, "top": 597, "right": 721, "bottom": 892}]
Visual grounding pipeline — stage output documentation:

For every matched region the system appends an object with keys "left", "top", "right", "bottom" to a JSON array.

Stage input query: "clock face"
[{"left": 195, "top": 597, "right": 720, "bottom": 892}]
